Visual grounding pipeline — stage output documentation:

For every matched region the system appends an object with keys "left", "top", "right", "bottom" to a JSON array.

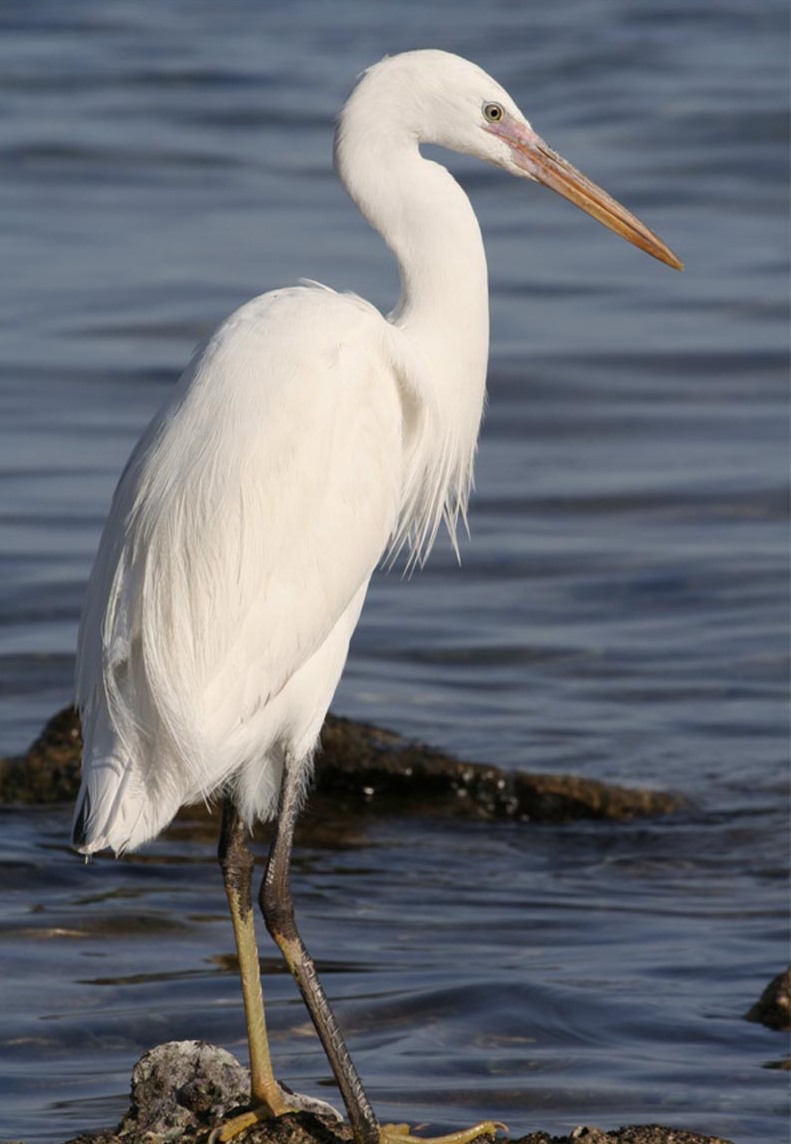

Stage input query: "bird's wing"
[{"left": 76, "top": 286, "right": 409, "bottom": 838}]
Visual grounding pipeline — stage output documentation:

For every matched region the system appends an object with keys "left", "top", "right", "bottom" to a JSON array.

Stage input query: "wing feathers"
[{"left": 75, "top": 287, "right": 404, "bottom": 851}]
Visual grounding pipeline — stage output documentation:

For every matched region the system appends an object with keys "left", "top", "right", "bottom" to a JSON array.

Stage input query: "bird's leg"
[
  {"left": 217, "top": 798, "right": 289, "bottom": 1130},
  {"left": 260, "top": 759, "right": 381, "bottom": 1144},
  {"left": 260, "top": 762, "right": 502, "bottom": 1144}
]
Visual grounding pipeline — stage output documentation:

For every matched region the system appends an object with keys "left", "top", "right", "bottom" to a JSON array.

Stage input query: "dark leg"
[
  {"left": 259, "top": 761, "right": 381, "bottom": 1144},
  {"left": 216, "top": 791, "right": 498, "bottom": 1144}
]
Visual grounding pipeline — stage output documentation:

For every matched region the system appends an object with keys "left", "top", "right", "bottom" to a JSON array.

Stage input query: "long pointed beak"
[{"left": 490, "top": 118, "right": 684, "bottom": 271}]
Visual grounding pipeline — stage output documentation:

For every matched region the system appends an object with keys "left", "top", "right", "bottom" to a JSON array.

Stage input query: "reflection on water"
[{"left": 0, "top": 2, "right": 787, "bottom": 1143}]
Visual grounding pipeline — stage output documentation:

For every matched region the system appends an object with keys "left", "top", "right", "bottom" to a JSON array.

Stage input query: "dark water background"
[{"left": 0, "top": 2, "right": 788, "bottom": 1142}]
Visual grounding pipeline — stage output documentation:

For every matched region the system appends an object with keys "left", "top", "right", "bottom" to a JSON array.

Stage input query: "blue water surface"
[{"left": 0, "top": 3, "right": 787, "bottom": 1143}]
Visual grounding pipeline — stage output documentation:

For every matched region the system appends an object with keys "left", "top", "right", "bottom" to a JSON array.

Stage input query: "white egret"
[{"left": 73, "top": 49, "right": 682, "bottom": 1144}]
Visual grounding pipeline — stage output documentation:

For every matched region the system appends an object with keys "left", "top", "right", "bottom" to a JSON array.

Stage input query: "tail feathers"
[
  {"left": 72, "top": 751, "right": 181, "bottom": 856},
  {"left": 71, "top": 786, "right": 93, "bottom": 850}
]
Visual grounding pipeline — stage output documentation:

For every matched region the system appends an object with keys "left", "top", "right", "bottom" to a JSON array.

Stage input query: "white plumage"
[
  {"left": 75, "top": 282, "right": 466, "bottom": 851},
  {"left": 72, "top": 49, "right": 681, "bottom": 1144},
  {"left": 73, "top": 50, "right": 680, "bottom": 859}
]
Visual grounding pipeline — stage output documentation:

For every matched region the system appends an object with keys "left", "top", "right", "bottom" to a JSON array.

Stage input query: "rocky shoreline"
[
  {"left": 59, "top": 1041, "right": 737, "bottom": 1144},
  {"left": 3, "top": 709, "right": 786, "bottom": 1144},
  {"left": 0, "top": 706, "right": 684, "bottom": 823}
]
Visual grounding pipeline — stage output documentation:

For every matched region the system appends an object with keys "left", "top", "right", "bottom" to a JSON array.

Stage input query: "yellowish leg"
[
  {"left": 214, "top": 801, "right": 290, "bottom": 1142},
  {"left": 224, "top": 878, "right": 289, "bottom": 1110},
  {"left": 216, "top": 786, "right": 506, "bottom": 1144}
]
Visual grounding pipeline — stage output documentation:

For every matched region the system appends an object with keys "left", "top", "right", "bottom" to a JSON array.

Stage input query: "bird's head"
[{"left": 343, "top": 50, "right": 682, "bottom": 271}]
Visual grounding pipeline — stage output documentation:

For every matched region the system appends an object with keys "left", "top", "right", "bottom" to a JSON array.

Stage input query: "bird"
[{"left": 72, "top": 49, "right": 682, "bottom": 1144}]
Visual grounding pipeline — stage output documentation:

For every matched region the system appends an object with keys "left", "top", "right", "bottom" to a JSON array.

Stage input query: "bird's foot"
[
  {"left": 210, "top": 1102, "right": 503, "bottom": 1144},
  {"left": 380, "top": 1121, "right": 506, "bottom": 1144},
  {"left": 209, "top": 1105, "right": 270, "bottom": 1143},
  {"left": 209, "top": 1085, "right": 343, "bottom": 1143}
]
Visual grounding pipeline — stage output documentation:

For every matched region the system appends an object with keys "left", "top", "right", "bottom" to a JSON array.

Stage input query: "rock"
[
  {"left": 317, "top": 717, "right": 683, "bottom": 821},
  {"left": 745, "top": 966, "right": 791, "bottom": 1031},
  {"left": 0, "top": 707, "right": 83, "bottom": 804},
  {"left": 62, "top": 1041, "right": 347, "bottom": 1144},
  {"left": 125, "top": 1041, "right": 251, "bottom": 1132},
  {"left": 58, "top": 1041, "right": 736, "bottom": 1144},
  {"left": 0, "top": 707, "right": 683, "bottom": 823},
  {"left": 515, "top": 1129, "right": 734, "bottom": 1144}
]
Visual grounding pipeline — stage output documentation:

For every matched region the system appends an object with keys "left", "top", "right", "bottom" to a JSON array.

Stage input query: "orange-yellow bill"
[{"left": 489, "top": 117, "right": 683, "bottom": 271}]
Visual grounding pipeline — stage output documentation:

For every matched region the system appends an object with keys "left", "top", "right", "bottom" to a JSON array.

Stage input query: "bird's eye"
[{"left": 483, "top": 102, "right": 504, "bottom": 123}]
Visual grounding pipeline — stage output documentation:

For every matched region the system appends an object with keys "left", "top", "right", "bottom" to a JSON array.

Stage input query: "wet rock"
[
  {"left": 515, "top": 1129, "right": 734, "bottom": 1144},
  {"left": 59, "top": 1042, "right": 735, "bottom": 1144},
  {"left": 0, "top": 707, "right": 683, "bottom": 823},
  {"left": 317, "top": 717, "right": 682, "bottom": 820},
  {"left": 0, "top": 706, "right": 83, "bottom": 804},
  {"left": 745, "top": 966, "right": 791, "bottom": 1031},
  {"left": 57, "top": 1047, "right": 737, "bottom": 1144},
  {"left": 63, "top": 1041, "right": 347, "bottom": 1144}
]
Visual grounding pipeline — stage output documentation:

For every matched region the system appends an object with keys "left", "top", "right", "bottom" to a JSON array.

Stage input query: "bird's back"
[{"left": 74, "top": 284, "right": 410, "bottom": 854}]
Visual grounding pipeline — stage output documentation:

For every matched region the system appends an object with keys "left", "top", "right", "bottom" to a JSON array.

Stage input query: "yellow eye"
[{"left": 483, "top": 102, "right": 504, "bottom": 123}]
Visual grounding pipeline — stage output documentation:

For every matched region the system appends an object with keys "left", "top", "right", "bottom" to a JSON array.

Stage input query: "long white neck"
[
  {"left": 337, "top": 129, "right": 489, "bottom": 385},
  {"left": 334, "top": 125, "right": 489, "bottom": 560}
]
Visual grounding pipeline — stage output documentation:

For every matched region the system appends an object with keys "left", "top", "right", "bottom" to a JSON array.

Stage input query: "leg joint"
[
  {"left": 218, "top": 799, "right": 255, "bottom": 913},
  {"left": 259, "top": 873, "right": 297, "bottom": 944}
]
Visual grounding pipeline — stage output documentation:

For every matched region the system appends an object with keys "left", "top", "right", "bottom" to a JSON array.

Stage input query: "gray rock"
[{"left": 125, "top": 1040, "right": 251, "bottom": 1132}]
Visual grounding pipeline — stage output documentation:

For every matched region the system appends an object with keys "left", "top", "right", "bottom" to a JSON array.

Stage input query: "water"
[{"left": 0, "top": 2, "right": 788, "bottom": 1142}]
